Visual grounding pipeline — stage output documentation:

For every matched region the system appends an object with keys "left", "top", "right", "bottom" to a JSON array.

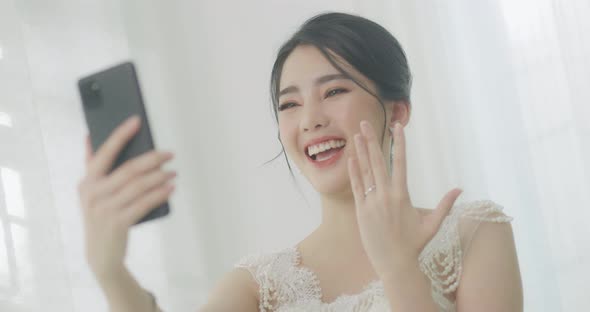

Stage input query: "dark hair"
[{"left": 264, "top": 12, "right": 412, "bottom": 183}]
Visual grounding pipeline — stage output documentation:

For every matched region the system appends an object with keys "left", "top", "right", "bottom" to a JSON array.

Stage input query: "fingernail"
[
  {"left": 128, "top": 115, "right": 140, "bottom": 125},
  {"left": 164, "top": 152, "right": 175, "bottom": 159},
  {"left": 354, "top": 133, "right": 362, "bottom": 145}
]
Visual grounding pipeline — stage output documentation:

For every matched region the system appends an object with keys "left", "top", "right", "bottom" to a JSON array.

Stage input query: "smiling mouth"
[{"left": 305, "top": 142, "right": 347, "bottom": 162}]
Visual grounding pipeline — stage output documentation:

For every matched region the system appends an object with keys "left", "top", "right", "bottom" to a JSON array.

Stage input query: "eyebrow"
[{"left": 279, "top": 73, "right": 350, "bottom": 97}]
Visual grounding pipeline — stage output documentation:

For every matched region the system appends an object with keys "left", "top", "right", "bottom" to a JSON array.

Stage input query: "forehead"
[{"left": 279, "top": 45, "right": 364, "bottom": 89}]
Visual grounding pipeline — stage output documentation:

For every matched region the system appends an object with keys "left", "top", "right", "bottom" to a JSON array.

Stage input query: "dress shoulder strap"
[
  {"left": 234, "top": 247, "right": 303, "bottom": 311},
  {"left": 418, "top": 199, "right": 513, "bottom": 305}
]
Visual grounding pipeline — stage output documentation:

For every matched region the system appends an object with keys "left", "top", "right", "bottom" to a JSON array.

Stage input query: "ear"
[{"left": 386, "top": 100, "right": 411, "bottom": 129}]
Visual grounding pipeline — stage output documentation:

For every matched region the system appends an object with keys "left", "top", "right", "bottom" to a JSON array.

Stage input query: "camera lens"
[
  {"left": 83, "top": 80, "right": 102, "bottom": 108},
  {"left": 90, "top": 82, "right": 100, "bottom": 92}
]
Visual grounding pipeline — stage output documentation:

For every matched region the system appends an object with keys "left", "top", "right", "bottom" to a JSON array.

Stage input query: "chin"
[{"left": 308, "top": 171, "right": 350, "bottom": 195}]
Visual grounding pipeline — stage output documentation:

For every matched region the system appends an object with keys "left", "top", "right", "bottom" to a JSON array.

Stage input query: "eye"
[
  {"left": 278, "top": 102, "right": 297, "bottom": 111},
  {"left": 325, "top": 88, "right": 348, "bottom": 98}
]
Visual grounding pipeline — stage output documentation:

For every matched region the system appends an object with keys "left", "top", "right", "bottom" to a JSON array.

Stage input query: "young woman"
[{"left": 79, "top": 12, "right": 523, "bottom": 312}]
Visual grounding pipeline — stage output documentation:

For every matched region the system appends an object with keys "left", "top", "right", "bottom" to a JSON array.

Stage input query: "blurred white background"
[{"left": 1, "top": 0, "right": 589, "bottom": 311}]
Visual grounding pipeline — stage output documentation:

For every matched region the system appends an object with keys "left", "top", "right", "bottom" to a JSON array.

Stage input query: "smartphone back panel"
[{"left": 78, "top": 61, "right": 170, "bottom": 224}]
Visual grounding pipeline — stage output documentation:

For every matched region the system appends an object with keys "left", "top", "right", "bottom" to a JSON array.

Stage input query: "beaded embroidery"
[{"left": 235, "top": 199, "right": 513, "bottom": 312}]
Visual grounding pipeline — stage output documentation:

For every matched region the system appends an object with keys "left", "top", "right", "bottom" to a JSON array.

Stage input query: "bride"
[{"left": 78, "top": 12, "right": 523, "bottom": 312}]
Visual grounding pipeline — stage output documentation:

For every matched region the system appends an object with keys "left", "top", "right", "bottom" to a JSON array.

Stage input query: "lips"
[
  {"left": 303, "top": 135, "right": 346, "bottom": 156},
  {"left": 305, "top": 144, "right": 346, "bottom": 168},
  {"left": 301, "top": 135, "right": 348, "bottom": 170}
]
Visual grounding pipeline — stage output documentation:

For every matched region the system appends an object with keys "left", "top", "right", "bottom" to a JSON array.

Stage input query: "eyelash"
[
  {"left": 278, "top": 88, "right": 348, "bottom": 111},
  {"left": 325, "top": 88, "right": 347, "bottom": 98}
]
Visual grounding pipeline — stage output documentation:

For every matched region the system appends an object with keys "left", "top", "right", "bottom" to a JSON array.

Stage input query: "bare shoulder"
[
  {"left": 456, "top": 221, "right": 523, "bottom": 311},
  {"left": 198, "top": 267, "right": 259, "bottom": 312}
]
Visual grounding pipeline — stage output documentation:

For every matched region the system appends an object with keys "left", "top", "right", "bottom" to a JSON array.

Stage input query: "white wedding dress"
[{"left": 234, "top": 200, "right": 513, "bottom": 312}]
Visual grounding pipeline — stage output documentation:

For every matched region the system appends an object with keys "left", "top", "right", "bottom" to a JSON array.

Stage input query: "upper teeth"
[{"left": 307, "top": 139, "right": 346, "bottom": 157}]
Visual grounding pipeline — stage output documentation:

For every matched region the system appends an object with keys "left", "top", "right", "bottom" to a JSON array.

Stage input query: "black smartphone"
[{"left": 77, "top": 61, "right": 170, "bottom": 225}]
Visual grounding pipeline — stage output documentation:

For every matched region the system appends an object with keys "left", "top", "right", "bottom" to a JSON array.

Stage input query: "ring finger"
[{"left": 353, "top": 133, "right": 375, "bottom": 193}]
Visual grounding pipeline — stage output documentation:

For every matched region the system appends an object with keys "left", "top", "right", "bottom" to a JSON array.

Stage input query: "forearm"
[
  {"left": 96, "top": 266, "right": 160, "bottom": 312},
  {"left": 382, "top": 260, "right": 438, "bottom": 312}
]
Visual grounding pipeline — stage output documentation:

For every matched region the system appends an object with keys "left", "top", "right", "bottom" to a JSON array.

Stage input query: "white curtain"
[{"left": 0, "top": 0, "right": 588, "bottom": 311}]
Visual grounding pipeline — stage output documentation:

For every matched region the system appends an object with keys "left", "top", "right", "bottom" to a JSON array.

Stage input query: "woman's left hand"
[{"left": 347, "top": 120, "right": 463, "bottom": 279}]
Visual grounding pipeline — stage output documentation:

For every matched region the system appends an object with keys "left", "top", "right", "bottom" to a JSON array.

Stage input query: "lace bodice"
[{"left": 235, "top": 200, "right": 513, "bottom": 311}]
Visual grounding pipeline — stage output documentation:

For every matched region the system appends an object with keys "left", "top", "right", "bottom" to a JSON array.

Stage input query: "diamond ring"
[{"left": 364, "top": 185, "right": 377, "bottom": 197}]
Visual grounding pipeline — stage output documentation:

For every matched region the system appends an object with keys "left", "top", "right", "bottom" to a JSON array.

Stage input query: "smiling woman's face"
[{"left": 278, "top": 44, "right": 393, "bottom": 195}]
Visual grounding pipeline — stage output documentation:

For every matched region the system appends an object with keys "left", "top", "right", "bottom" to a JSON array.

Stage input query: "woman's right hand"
[{"left": 77, "top": 115, "right": 177, "bottom": 282}]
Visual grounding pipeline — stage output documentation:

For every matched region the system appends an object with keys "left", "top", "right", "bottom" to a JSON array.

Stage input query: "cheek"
[
  {"left": 336, "top": 98, "right": 366, "bottom": 128},
  {"left": 278, "top": 119, "right": 299, "bottom": 156},
  {"left": 340, "top": 94, "right": 380, "bottom": 126}
]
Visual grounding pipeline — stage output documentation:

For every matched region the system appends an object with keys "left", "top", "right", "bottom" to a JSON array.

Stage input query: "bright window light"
[
  {"left": 0, "top": 112, "right": 12, "bottom": 127},
  {"left": 1, "top": 167, "right": 25, "bottom": 219}
]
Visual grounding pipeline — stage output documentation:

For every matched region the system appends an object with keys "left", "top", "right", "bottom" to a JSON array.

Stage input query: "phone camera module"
[
  {"left": 83, "top": 80, "right": 102, "bottom": 108},
  {"left": 90, "top": 81, "right": 101, "bottom": 93}
]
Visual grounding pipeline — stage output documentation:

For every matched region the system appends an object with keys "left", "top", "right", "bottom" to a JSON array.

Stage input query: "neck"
[{"left": 312, "top": 190, "right": 366, "bottom": 256}]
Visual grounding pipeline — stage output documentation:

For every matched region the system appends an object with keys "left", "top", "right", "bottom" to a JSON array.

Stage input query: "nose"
[{"left": 301, "top": 99, "right": 329, "bottom": 132}]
